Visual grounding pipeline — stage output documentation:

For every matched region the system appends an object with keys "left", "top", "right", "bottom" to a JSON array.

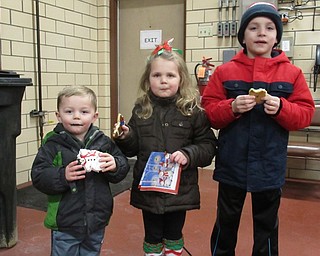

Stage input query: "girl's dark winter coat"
[{"left": 115, "top": 93, "right": 217, "bottom": 214}]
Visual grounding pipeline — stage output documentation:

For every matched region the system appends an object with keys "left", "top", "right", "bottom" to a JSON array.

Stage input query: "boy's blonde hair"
[
  {"left": 136, "top": 51, "right": 201, "bottom": 119},
  {"left": 57, "top": 86, "right": 97, "bottom": 111}
]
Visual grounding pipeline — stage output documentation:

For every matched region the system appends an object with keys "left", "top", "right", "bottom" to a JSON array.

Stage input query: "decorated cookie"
[
  {"left": 112, "top": 113, "right": 125, "bottom": 139},
  {"left": 77, "top": 149, "right": 102, "bottom": 172},
  {"left": 249, "top": 88, "right": 267, "bottom": 104}
]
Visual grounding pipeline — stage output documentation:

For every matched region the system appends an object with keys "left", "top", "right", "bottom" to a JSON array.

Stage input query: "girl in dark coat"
[{"left": 115, "top": 40, "right": 217, "bottom": 255}]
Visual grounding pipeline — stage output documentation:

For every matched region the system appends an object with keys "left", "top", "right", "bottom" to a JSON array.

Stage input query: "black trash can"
[{"left": 0, "top": 71, "right": 32, "bottom": 248}]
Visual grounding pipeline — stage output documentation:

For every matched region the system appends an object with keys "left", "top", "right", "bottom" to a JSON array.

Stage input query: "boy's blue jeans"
[{"left": 51, "top": 228, "right": 105, "bottom": 256}]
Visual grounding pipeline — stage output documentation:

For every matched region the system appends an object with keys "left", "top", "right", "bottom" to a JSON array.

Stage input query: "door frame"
[{"left": 110, "top": 0, "right": 118, "bottom": 126}]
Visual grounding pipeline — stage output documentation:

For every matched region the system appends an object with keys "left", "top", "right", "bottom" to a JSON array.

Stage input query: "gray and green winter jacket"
[{"left": 31, "top": 123, "right": 130, "bottom": 234}]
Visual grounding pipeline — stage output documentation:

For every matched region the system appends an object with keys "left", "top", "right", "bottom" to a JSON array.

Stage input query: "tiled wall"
[
  {"left": 0, "top": 0, "right": 319, "bottom": 185},
  {"left": 0, "top": 0, "right": 110, "bottom": 185}
]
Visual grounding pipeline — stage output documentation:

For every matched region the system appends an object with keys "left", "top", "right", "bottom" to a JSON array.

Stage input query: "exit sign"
[{"left": 140, "top": 30, "right": 162, "bottom": 49}]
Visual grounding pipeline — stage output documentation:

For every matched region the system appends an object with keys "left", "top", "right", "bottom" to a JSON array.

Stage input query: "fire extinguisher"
[{"left": 194, "top": 57, "right": 215, "bottom": 96}]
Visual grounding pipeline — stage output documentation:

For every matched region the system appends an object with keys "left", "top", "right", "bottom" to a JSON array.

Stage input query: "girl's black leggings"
[{"left": 142, "top": 210, "right": 186, "bottom": 244}]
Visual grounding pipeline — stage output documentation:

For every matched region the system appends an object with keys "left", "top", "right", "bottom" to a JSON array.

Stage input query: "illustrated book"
[{"left": 138, "top": 152, "right": 181, "bottom": 195}]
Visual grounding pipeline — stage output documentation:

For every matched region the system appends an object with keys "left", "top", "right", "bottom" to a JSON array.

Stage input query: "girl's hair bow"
[{"left": 151, "top": 38, "right": 183, "bottom": 56}]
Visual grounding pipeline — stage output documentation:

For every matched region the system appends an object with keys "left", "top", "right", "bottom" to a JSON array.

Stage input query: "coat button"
[{"left": 278, "top": 84, "right": 283, "bottom": 89}]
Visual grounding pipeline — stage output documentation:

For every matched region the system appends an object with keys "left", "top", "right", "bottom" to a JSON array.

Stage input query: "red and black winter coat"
[
  {"left": 115, "top": 93, "right": 217, "bottom": 214},
  {"left": 202, "top": 49, "right": 315, "bottom": 192}
]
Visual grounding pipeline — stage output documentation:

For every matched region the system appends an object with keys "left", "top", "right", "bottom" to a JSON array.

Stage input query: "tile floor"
[{"left": 0, "top": 169, "right": 320, "bottom": 255}]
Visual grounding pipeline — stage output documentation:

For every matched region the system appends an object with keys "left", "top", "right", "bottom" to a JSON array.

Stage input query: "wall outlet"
[
  {"left": 280, "top": 36, "right": 294, "bottom": 58},
  {"left": 198, "top": 25, "right": 213, "bottom": 37}
]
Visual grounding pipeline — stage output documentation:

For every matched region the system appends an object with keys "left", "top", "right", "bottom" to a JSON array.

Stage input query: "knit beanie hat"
[{"left": 237, "top": 2, "right": 283, "bottom": 49}]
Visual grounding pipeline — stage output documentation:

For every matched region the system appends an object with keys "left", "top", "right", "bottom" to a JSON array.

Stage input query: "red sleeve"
[
  {"left": 201, "top": 66, "right": 239, "bottom": 129},
  {"left": 275, "top": 69, "right": 315, "bottom": 131}
]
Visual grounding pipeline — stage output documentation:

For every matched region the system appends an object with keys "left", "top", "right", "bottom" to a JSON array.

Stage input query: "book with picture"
[{"left": 138, "top": 152, "right": 181, "bottom": 195}]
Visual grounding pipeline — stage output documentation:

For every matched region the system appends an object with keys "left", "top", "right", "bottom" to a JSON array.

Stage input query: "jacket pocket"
[
  {"left": 223, "top": 81, "right": 251, "bottom": 99},
  {"left": 268, "top": 82, "right": 293, "bottom": 99},
  {"left": 170, "top": 119, "right": 191, "bottom": 138}
]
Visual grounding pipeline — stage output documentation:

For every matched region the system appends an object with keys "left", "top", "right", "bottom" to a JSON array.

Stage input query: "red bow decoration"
[
  {"left": 152, "top": 39, "right": 173, "bottom": 55},
  {"left": 152, "top": 38, "right": 174, "bottom": 55}
]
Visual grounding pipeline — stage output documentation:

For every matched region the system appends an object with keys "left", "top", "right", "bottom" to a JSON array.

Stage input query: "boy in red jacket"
[{"left": 202, "top": 2, "right": 315, "bottom": 255}]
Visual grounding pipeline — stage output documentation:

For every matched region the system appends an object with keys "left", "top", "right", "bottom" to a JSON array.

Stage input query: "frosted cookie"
[
  {"left": 249, "top": 88, "right": 267, "bottom": 104},
  {"left": 112, "top": 113, "right": 125, "bottom": 138},
  {"left": 77, "top": 149, "right": 102, "bottom": 172}
]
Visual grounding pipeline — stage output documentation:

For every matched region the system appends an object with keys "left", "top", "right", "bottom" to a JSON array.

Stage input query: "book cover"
[{"left": 138, "top": 152, "right": 181, "bottom": 195}]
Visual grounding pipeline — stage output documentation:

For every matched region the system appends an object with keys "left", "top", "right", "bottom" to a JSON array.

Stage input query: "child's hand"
[
  {"left": 65, "top": 160, "right": 86, "bottom": 182},
  {"left": 170, "top": 151, "right": 188, "bottom": 166},
  {"left": 99, "top": 152, "right": 116, "bottom": 172},
  {"left": 263, "top": 94, "right": 281, "bottom": 115},
  {"left": 232, "top": 95, "right": 256, "bottom": 114},
  {"left": 119, "top": 124, "right": 129, "bottom": 138}
]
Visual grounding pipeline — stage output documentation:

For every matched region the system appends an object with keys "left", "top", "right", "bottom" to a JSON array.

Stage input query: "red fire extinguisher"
[{"left": 194, "top": 57, "right": 215, "bottom": 96}]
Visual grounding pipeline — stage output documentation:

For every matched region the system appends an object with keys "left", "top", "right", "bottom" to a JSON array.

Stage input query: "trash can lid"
[
  {"left": 0, "top": 70, "right": 32, "bottom": 86},
  {"left": 0, "top": 70, "right": 20, "bottom": 77}
]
